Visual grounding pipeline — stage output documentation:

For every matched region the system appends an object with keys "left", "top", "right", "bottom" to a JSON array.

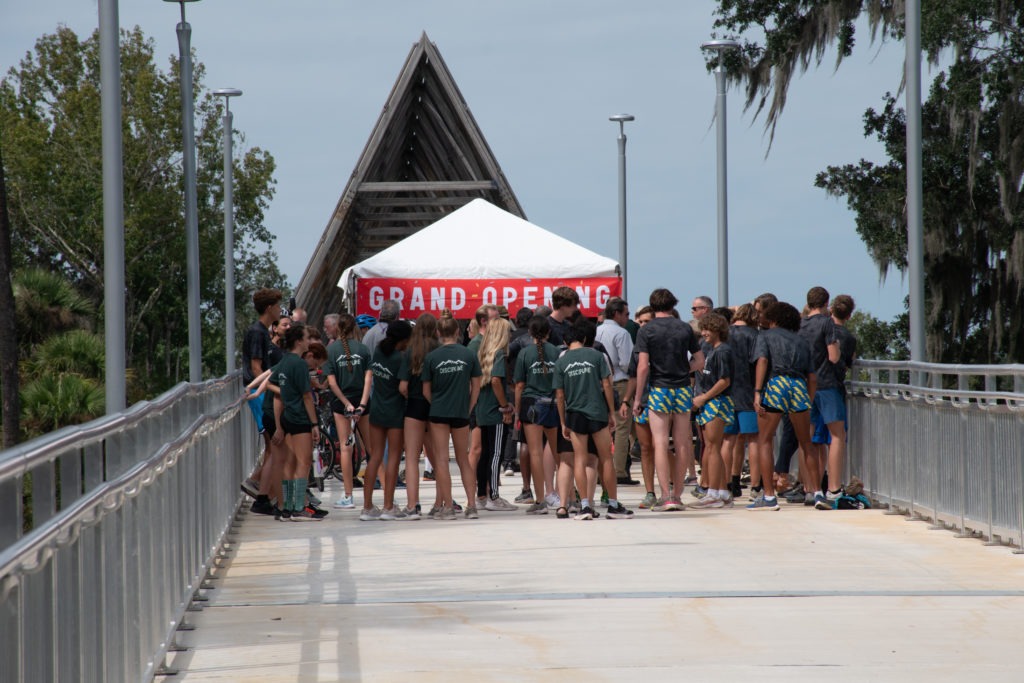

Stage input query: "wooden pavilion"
[{"left": 293, "top": 33, "right": 525, "bottom": 322}]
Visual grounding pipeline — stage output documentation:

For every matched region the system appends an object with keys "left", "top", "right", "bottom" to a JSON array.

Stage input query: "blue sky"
[{"left": 1, "top": 1, "right": 917, "bottom": 320}]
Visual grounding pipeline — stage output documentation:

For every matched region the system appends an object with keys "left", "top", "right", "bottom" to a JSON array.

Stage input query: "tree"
[
  {"left": 711, "top": 0, "right": 1024, "bottom": 362},
  {"left": 0, "top": 142, "right": 19, "bottom": 446},
  {"left": 1, "top": 26, "right": 288, "bottom": 397}
]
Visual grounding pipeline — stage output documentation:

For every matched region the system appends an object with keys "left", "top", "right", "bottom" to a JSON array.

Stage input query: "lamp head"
[
  {"left": 608, "top": 114, "right": 635, "bottom": 123},
  {"left": 700, "top": 39, "right": 742, "bottom": 53},
  {"left": 213, "top": 88, "right": 243, "bottom": 98}
]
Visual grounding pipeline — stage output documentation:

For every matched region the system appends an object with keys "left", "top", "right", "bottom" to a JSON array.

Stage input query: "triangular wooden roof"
[{"left": 293, "top": 32, "right": 525, "bottom": 321}]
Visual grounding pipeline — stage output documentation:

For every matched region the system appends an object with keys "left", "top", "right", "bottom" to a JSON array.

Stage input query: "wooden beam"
[
  {"left": 355, "top": 210, "right": 447, "bottom": 222},
  {"left": 357, "top": 196, "right": 478, "bottom": 208},
  {"left": 357, "top": 180, "right": 497, "bottom": 192}
]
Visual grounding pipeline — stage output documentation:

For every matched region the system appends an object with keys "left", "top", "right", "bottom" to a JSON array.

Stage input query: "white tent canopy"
[{"left": 338, "top": 198, "right": 618, "bottom": 290}]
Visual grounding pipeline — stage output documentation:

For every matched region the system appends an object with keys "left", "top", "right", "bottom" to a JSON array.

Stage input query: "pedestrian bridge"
[{"left": 2, "top": 361, "right": 1022, "bottom": 681}]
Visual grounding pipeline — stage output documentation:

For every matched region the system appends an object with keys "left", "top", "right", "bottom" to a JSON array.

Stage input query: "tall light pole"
[
  {"left": 609, "top": 114, "right": 634, "bottom": 303},
  {"left": 99, "top": 0, "right": 125, "bottom": 412},
  {"left": 906, "top": 0, "right": 925, "bottom": 364},
  {"left": 214, "top": 88, "right": 242, "bottom": 374},
  {"left": 165, "top": 0, "right": 203, "bottom": 383},
  {"left": 701, "top": 39, "right": 741, "bottom": 308}
]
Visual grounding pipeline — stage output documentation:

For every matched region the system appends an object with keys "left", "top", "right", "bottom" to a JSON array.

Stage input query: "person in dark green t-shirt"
[
  {"left": 422, "top": 316, "right": 481, "bottom": 520},
  {"left": 366, "top": 320, "right": 412, "bottom": 520},
  {"left": 271, "top": 324, "right": 322, "bottom": 521},
  {"left": 513, "top": 315, "right": 561, "bottom": 514},
  {"left": 553, "top": 317, "right": 633, "bottom": 521},
  {"left": 324, "top": 314, "right": 372, "bottom": 510},
  {"left": 474, "top": 321, "right": 516, "bottom": 515},
  {"left": 398, "top": 313, "right": 440, "bottom": 519}
]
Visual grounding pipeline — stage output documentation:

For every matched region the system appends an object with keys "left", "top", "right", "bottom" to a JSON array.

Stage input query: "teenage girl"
[
  {"left": 513, "top": 315, "right": 561, "bottom": 514},
  {"left": 325, "top": 314, "right": 371, "bottom": 510},
  {"left": 690, "top": 313, "right": 736, "bottom": 508},
  {"left": 475, "top": 320, "right": 517, "bottom": 515},
  {"left": 366, "top": 320, "right": 413, "bottom": 521},
  {"left": 399, "top": 313, "right": 440, "bottom": 519},
  {"left": 422, "top": 316, "right": 481, "bottom": 520},
  {"left": 270, "top": 323, "right": 322, "bottom": 521}
]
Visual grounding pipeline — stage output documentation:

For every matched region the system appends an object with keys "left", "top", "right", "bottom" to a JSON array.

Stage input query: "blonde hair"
[{"left": 478, "top": 316, "right": 510, "bottom": 385}]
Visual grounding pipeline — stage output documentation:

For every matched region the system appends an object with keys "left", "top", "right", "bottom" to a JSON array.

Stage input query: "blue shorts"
[
  {"left": 811, "top": 388, "right": 847, "bottom": 444},
  {"left": 696, "top": 396, "right": 736, "bottom": 427},
  {"left": 724, "top": 409, "right": 758, "bottom": 435},
  {"left": 634, "top": 404, "right": 650, "bottom": 426},
  {"left": 762, "top": 376, "right": 811, "bottom": 414},
  {"left": 648, "top": 386, "right": 693, "bottom": 414}
]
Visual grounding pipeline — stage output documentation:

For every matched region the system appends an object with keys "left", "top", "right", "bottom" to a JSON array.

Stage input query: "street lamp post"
[
  {"left": 213, "top": 88, "right": 242, "bottom": 374},
  {"left": 165, "top": 0, "right": 203, "bottom": 383},
  {"left": 701, "top": 39, "right": 741, "bottom": 308},
  {"left": 609, "top": 114, "right": 634, "bottom": 304}
]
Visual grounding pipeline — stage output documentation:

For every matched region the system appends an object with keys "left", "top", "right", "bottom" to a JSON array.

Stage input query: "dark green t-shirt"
[
  {"left": 270, "top": 353, "right": 312, "bottom": 426},
  {"left": 324, "top": 338, "right": 370, "bottom": 401},
  {"left": 514, "top": 341, "right": 559, "bottom": 399},
  {"left": 475, "top": 349, "right": 507, "bottom": 426},
  {"left": 422, "top": 343, "right": 481, "bottom": 419},
  {"left": 369, "top": 348, "right": 406, "bottom": 428},
  {"left": 399, "top": 340, "right": 438, "bottom": 402},
  {"left": 467, "top": 333, "right": 483, "bottom": 356},
  {"left": 553, "top": 347, "right": 611, "bottom": 422}
]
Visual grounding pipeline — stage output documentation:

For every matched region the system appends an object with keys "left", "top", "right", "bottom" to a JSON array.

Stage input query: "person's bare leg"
[
  {"left": 334, "top": 413, "right": 355, "bottom": 497},
  {"left": 569, "top": 433, "right": 591, "bottom": 506},
  {"left": 429, "top": 424, "right": 453, "bottom": 508},
  {"left": 381, "top": 429, "right": 404, "bottom": 510},
  {"left": 592, "top": 428, "right": 617, "bottom": 502},
  {"left": 557, "top": 451, "right": 574, "bottom": 509},
  {"left": 403, "top": 419, "right": 423, "bottom": 510},
  {"left": 525, "top": 425, "right": 546, "bottom": 501},
  {"left": 702, "top": 419, "right": 726, "bottom": 491},
  {"left": 364, "top": 426, "right": 386, "bottom": 511},
  {"left": 827, "top": 421, "right": 846, "bottom": 491},
  {"left": 543, "top": 441, "right": 557, "bottom": 498},
  {"left": 671, "top": 412, "right": 693, "bottom": 499},
  {"left": 518, "top": 442, "right": 531, "bottom": 494},
  {"left": 789, "top": 411, "right": 819, "bottom": 492},
  {"left": 648, "top": 411, "right": 673, "bottom": 499},
  {"left": 756, "top": 413, "right": 782, "bottom": 497},
  {"left": 636, "top": 423, "right": 654, "bottom": 494},
  {"left": 453, "top": 428, "right": 477, "bottom": 508}
]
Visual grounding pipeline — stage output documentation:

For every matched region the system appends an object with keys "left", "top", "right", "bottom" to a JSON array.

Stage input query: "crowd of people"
[{"left": 237, "top": 283, "right": 858, "bottom": 522}]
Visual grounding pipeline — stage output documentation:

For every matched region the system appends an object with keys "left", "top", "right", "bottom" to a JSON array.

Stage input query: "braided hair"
[
  {"left": 337, "top": 313, "right": 357, "bottom": 371},
  {"left": 528, "top": 315, "right": 551, "bottom": 374}
]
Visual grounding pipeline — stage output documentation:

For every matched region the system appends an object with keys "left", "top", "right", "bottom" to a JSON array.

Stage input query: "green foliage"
[
  {"left": 12, "top": 267, "right": 94, "bottom": 348},
  {"left": 711, "top": 0, "right": 1024, "bottom": 362},
  {"left": 23, "top": 329, "right": 105, "bottom": 380},
  {"left": 846, "top": 308, "right": 909, "bottom": 360},
  {"left": 20, "top": 373, "right": 104, "bottom": 436},
  {"left": 1, "top": 26, "right": 287, "bottom": 398}
]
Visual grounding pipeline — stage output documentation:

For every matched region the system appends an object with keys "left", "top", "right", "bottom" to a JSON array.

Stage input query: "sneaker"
[
  {"left": 485, "top": 496, "right": 518, "bottom": 512},
  {"left": 803, "top": 492, "right": 815, "bottom": 506},
  {"left": 306, "top": 489, "right": 322, "bottom": 507},
  {"left": 659, "top": 496, "right": 685, "bottom": 511},
  {"left": 240, "top": 478, "right": 259, "bottom": 498},
  {"left": 464, "top": 506, "right": 479, "bottom": 520},
  {"left": 476, "top": 496, "right": 488, "bottom": 510},
  {"left": 691, "top": 485, "right": 708, "bottom": 499},
  {"left": 359, "top": 506, "right": 382, "bottom": 521},
  {"left": 380, "top": 507, "right": 409, "bottom": 521},
  {"left": 401, "top": 506, "right": 421, "bottom": 520},
  {"left": 651, "top": 497, "right": 673, "bottom": 512},
  {"left": 729, "top": 482, "right": 744, "bottom": 499},
  {"left": 688, "top": 495, "right": 720, "bottom": 509},
  {"left": 514, "top": 489, "right": 535, "bottom": 504},
  {"left": 452, "top": 501, "right": 464, "bottom": 513},
  {"left": 333, "top": 495, "right": 355, "bottom": 509},
  {"left": 436, "top": 506, "right": 457, "bottom": 521},
  {"left": 423, "top": 470, "right": 436, "bottom": 481},
  {"left": 544, "top": 492, "right": 561, "bottom": 508},
  {"left": 573, "top": 506, "right": 595, "bottom": 521},
  {"left": 813, "top": 493, "right": 831, "bottom": 510},
  {"left": 555, "top": 506, "right": 570, "bottom": 519},
  {"left": 784, "top": 485, "right": 806, "bottom": 503},
  {"left": 503, "top": 467, "right": 515, "bottom": 477},
  {"left": 525, "top": 502, "right": 548, "bottom": 515},
  {"left": 305, "top": 506, "right": 328, "bottom": 520},
  {"left": 291, "top": 508, "right": 319, "bottom": 521},
  {"left": 826, "top": 488, "right": 844, "bottom": 502},
  {"left": 275, "top": 508, "right": 291, "bottom": 522},
  {"left": 606, "top": 502, "right": 634, "bottom": 519},
  {"left": 639, "top": 492, "right": 657, "bottom": 509},
  {"left": 426, "top": 505, "right": 439, "bottom": 519},
  {"left": 684, "top": 476, "right": 698, "bottom": 486},
  {"left": 746, "top": 496, "right": 781, "bottom": 511},
  {"left": 250, "top": 497, "right": 275, "bottom": 515},
  {"left": 568, "top": 502, "right": 581, "bottom": 514}
]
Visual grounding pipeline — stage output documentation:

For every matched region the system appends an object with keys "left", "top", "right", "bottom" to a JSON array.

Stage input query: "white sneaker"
[
  {"left": 544, "top": 492, "right": 561, "bottom": 508},
  {"left": 359, "top": 506, "right": 382, "bottom": 521},
  {"left": 402, "top": 506, "right": 421, "bottom": 520},
  {"left": 333, "top": 495, "right": 355, "bottom": 509},
  {"left": 380, "top": 507, "right": 408, "bottom": 521},
  {"left": 484, "top": 496, "right": 518, "bottom": 512}
]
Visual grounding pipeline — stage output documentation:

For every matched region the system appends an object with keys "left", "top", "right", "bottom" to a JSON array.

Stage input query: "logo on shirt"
[
  {"left": 564, "top": 360, "right": 595, "bottom": 377},
  {"left": 436, "top": 359, "right": 468, "bottom": 375},
  {"left": 529, "top": 360, "right": 555, "bottom": 375},
  {"left": 335, "top": 354, "right": 363, "bottom": 367},
  {"left": 370, "top": 362, "right": 393, "bottom": 379},
  {"left": 276, "top": 373, "right": 287, "bottom": 387}
]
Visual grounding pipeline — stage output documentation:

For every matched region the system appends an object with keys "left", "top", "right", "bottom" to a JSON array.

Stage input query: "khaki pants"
[{"left": 612, "top": 379, "right": 631, "bottom": 478}]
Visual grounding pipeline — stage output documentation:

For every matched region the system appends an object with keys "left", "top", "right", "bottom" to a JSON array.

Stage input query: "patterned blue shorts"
[
  {"left": 648, "top": 386, "right": 693, "bottom": 414},
  {"left": 696, "top": 396, "right": 736, "bottom": 427},
  {"left": 762, "top": 375, "right": 811, "bottom": 414}
]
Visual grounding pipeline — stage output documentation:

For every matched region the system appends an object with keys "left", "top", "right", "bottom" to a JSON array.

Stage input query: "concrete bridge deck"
[{"left": 168, "top": 474, "right": 1024, "bottom": 682}]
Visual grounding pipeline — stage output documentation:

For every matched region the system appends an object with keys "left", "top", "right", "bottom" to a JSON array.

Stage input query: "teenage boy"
[
  {"left": 801, "top": 286, "right": 840, "bottom": 509},
  {"left": 749, "top": 301, "right": 820, "bottom": 511},
  {"left": 242, "top": 288, "right": 283, "bottom": 514},
  {"left": 546, "top": 286, "right": 580, "bottom": 348},
  {"left": 817, "top": 294, "right": 858, "bottom": 502},
  {"left": 554, "top": 317, "right": 633, "bottom": 520},
  {"left": 595, "top": 297, "right": 635, "bottom": 484},
  {"left": 633, "top": 288, "right": 704, "bottom": 511}
]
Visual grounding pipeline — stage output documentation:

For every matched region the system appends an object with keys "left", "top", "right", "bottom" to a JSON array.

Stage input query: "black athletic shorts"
[
  {"left": 280, "top": 416, "right": 313, "bottom": 435},
  {"left": 331, "top": 395, "right": 366, "bottom": 415},
  {"left": 405, "top": 397, "right": 430, "bottom": 421},
  {"left": 429, "top": 415, "right": 470, "bottom": 429},
  {"left": 564, "top": 410, "right": 609, "bottom": 435}
]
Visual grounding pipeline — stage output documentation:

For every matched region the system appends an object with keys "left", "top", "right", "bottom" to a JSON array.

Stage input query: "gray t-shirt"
[
  {"left": 361, "top": 322, "right": 388, "bottom": 356},
  {"left": 754, "top": 328, "right": 814, "bottom": 381},
  {"left": 820, "top": 325, "right": 858, "bottom": 390},
  {"left": 727, "top": 325, "right": 758, "bottom": 411},
  {"left": 634, "top": 316, "right": 701, "bottom": 389},
  {"left": 698, "top": 343, "right": 733, "bottom": 398},
  {"left": 799, "top": 314, "right": 838, "bottom": 385}
]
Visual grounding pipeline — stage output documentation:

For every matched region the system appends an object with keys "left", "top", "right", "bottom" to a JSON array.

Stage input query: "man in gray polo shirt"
[
  {"left": 362, "top": 299, "right": 401, "bottom": 355},
  {"left": 595, "top": 296, "right": 635, "bottom": 484}
]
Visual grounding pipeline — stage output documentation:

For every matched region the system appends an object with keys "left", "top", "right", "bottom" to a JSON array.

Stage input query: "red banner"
[{"left": 355, "top": 277, "right": 621, "bottom": 318}]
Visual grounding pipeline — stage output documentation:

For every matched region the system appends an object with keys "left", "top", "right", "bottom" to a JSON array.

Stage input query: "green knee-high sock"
[
  {"left": 282, "top": 479, "right": 296, "bottom": 512},
  {"left": 294, "top": 477, "right": 308, "bottom": 511}
]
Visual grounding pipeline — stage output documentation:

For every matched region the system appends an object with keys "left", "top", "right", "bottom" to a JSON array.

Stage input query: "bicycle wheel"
[{"left": 315, "top": 437, "right": 336, "bottom": 492}]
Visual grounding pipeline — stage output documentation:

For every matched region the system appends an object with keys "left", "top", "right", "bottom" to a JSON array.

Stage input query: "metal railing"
[
  {"left": 847, "top": 360, "right": 1024, "bottom": 551},
  {"left": 0, "top": 373, "right": 257, "bottom": 682}
]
